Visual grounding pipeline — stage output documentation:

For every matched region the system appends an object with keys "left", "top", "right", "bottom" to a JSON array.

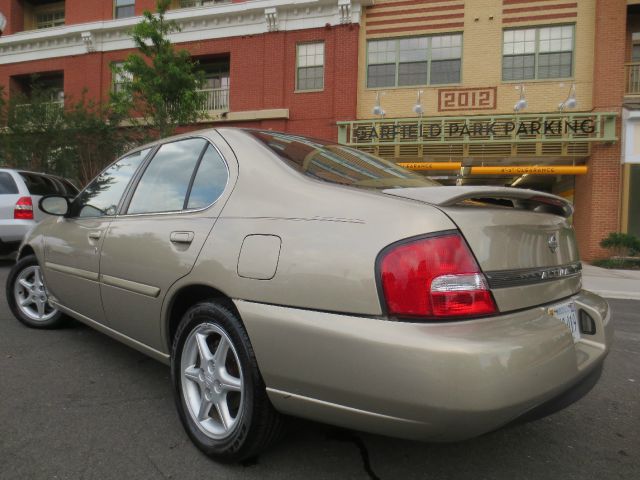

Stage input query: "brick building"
[
  {"left": 0, "top": 0, "right": 636, "bottom": 260},
  {"left": 0, "top": 0, "right": 361, "bottom": 141},
  {"left": 336, "top": 0, "right": 633, "bottom": 261}
]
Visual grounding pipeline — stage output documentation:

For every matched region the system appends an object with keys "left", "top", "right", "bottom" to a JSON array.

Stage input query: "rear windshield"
[
  {"left": 247, "top": 130, "right": 439, "bottom": 190},
  {"left": 19, "top": 172, "right": 63, "bottom": 196},
  {"left": 0, "top": 172, "right": 19, "bottom": 194},
  {"left": 47, "top": 176, "right": 79, "bottom": 197},
  {"left": 60, "top": 179, "right": 79, "bottom": 196}
]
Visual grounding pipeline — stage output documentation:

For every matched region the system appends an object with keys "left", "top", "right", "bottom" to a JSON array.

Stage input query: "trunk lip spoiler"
[
  {"left": 484, "top": 261, "right": 582, "bottom": 289},
  {"left": 382, "top": 186, "right": 574, "bottom": 218}
]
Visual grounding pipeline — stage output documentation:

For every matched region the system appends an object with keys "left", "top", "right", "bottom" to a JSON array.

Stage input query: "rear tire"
[
  {"left": 171, "top": 301, "right": 283, "bottom": 462},
  {"left": 6, "top": 254, "right": 65, "bottom": 329}
]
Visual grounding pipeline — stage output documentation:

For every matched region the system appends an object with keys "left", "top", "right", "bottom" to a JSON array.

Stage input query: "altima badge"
[{"left": 548, "top": 234, "right": 559, "bottom": 253}]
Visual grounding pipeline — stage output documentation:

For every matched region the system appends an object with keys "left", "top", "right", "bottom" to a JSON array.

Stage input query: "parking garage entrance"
[{"left": 336, "top": 112, "right": 618, "bottom": 203}]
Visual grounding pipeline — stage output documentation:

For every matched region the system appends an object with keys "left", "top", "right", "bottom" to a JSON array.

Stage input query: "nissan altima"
[{"left": 6, "top": 128, "right": 612, "bottom": 462}]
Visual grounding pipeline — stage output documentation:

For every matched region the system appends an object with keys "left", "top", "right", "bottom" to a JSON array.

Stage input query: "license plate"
[{"left": 548, "top": 301, "right": 580, "bottom": 342}]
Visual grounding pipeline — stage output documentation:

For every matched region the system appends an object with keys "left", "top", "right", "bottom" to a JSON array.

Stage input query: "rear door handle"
[
  {"left": 170, "top": 231, "right": 194, "bottom": 244},
  {"left": 88, "top": 231, "right": 102, "bottom": 240}
]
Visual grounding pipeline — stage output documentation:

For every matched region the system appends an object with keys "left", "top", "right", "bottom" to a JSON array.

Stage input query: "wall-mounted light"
[
  {"left": 372, "top": 91, "right": 385, "bottom": 118},
  {"left": 558, "top": 83, "right": 577, "bottom": 112},
  {"left": 412, "top": 90, "right": 424, "bottom": 118},
  {"left": 513, "top": 84, "right": 528, "bottom": 113}
]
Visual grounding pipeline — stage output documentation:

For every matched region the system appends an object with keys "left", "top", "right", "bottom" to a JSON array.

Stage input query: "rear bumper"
[
  {"left": 236, "top": 290, "right": 612, "bottom": 441},
  {"left": 0, "top": 220, "right": 35, "bottom": 244}
]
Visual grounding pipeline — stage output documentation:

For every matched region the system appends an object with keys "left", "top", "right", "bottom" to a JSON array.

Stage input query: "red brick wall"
[
  {"left": 104, "top": 25, "right": 360, "bottom": 141},
  {"left": 0, "top": 0, "right": 24, "bottom": 35},
  {"left": 0, "top": 25, "right": 359, "bottom": 142},
  {"left": 574, "top": 0, "right": 626, "bottom": 261},
  {"left": 0, "top": 54, "right": 106, "bottom": 104},
  {"left": 136, "top": 0, "right": 159, "bottom": 16},
  {"left": 66, "top": 0, "right": 115, "bottom": 24}
]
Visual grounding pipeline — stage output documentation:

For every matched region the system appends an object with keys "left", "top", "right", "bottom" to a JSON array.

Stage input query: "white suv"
[{"left": 0, "top": 168, "right": 78, "bottom": 255}]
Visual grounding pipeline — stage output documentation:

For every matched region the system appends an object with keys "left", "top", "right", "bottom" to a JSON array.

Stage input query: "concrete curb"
[{"left": 584, "top": 290, "right": 640, "bottom": 301}]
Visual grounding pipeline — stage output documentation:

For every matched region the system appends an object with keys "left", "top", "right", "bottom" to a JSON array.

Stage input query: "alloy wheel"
[
  {"left": 13, "top": 265, "right": 58, "bottom": 322},
  {"left": 180, "top": 323, "right": 244, "bottom": 439}
]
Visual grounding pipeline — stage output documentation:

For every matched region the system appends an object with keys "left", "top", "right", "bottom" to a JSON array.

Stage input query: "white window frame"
[
  {"left": 366, "top": 33, "right": 463, "bottom": 88},
  {"left": 296, "top": 42, "right": 325, "bottom": 92},
  {"left": 502, "top": 24, "right": 575, "bottom": 81}
]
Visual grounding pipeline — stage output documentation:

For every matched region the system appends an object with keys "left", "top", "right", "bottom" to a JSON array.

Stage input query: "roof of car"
[{"left": 0, "top": 167, "right": 75, "bottom": 181}]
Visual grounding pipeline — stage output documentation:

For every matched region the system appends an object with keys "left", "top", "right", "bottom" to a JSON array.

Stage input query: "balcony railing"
[
  {"left": 14, "top": 100, "right": 64, "bottom": 121},
  {"left": 180, "top": 0, "right": 231, "bottom": 8},
  {"left": 199, "top": 87, "right": 229, "bottom": 111},
  {"left": 625, "top": 62, "right": 640, "bottom": 95}
]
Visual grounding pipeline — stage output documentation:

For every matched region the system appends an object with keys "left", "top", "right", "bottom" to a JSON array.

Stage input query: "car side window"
[
  {"left": 60, "top": 179, "right": 79, "bottom": 197},
  {"left": 186, "top": 145, "right": 228, "bottom": 210},
  {"left": 0, "top": 173, "right": 19, "bottom": 194},
  {"left": 127, "top": 138, "right": 207, "bottom": 215},
  {"left": 19, "top": 173, "right": 59, "bottom": 196},
  {"left": 71, "top": 148, "right": 150, "bottom": 218}
]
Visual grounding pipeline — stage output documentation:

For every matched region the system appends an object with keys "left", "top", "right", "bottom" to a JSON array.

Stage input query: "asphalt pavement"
[{"left": 0, "top": 259, "right": 638, "bottom": 480}]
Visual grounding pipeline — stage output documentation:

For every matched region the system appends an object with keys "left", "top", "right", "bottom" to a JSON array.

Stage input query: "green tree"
[
  {"left": 0, "top": 80, "right": 140, "bottom": 186},
  {"left": 111, "top": 0, "right": 206, "bottom": 138},
  {"left": 600, "top": 232, "right": 640, "bottom": 259}
]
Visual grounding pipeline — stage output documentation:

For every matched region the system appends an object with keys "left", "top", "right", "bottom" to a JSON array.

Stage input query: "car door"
[
  {"left": 42, "top": 148, "right": 152, "bottom": 324},
  {"left": 99, "top": 136, "right": 231, "bottom": 351}
]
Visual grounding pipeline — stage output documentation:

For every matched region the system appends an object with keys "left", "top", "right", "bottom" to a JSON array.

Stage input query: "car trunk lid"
[{"left": 382, "top": 186, "right": 582, "bottom": 312}]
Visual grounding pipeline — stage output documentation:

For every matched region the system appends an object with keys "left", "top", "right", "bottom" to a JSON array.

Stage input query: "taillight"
[
  {"left": 14, "top": 196, "right": 34, "bottom": 220},
  {"left": 378, "top": 233, "right": 498, "bottom": 319}
]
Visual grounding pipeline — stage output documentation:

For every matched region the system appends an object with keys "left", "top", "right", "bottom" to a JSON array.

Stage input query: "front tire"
[
  {"left": 6, "top": 254, "right": 65, "bottom": 329},
  {"left": 171, "top": 301, "right": 282, "bottom": 462}
]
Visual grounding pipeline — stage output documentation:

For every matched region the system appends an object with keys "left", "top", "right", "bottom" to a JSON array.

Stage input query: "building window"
[
  {"left": 632, "top": 32, "right": 640, "bottom": 62},
  {"left": 115, "top": 0, "right": 135, "bottom": 19},
  {"left": 367, "top": 34, "right": 462, "bottom": 88},
  {"left": 35, "top": 10, "right": 65, "bottom": 29},
  {"left": 296, "top": 42, "right": 324, "bottom": 91},
  {"left": 112, "top": 63, "right": 133, "bottom": 94},
  {"left": 503, "top": 25, "right": 574, "bottom": 81}
]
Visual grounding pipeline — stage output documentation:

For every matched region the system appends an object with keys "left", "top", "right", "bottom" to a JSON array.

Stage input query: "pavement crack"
[
  {"left": 327, "top": 429, "right": 381, "bottom": 480},
  {"left": 146, "top": 453, "right": 171, "bottom": 479}
]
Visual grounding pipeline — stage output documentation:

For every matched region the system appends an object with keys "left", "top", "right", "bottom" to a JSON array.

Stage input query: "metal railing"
[
  {"left": 180, "top": 0, "right": 230, "bottom": 8},
  {"left": 14, "top": 100, "right": 64, "bottom": 121},
  {"left": 199, "top": 87, "right": 229, "bottom": 111},
  {"left": 625, "top": 63, "right": 640, "bottom": 95}
]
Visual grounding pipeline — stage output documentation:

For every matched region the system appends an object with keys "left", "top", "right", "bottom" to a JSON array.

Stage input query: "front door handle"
[
  {"left": 170, "top": 231, "right": 194, "bottom": 244},
  {"left": 88, "top": 231, "right": 102, "bottom": 240}
]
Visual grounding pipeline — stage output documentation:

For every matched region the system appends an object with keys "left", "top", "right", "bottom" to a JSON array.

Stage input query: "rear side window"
[
  {"left": 19, "top": 173, "right": 59, "bottom": 196},
  {"left": 0, "top": 173, "right": 19, "bottom": 194},
  {"left": 127, "top": 138, "right": 207, "bottom": 214},
  {"left": 186, "top": 145, "right": 228, "bottom": 209}
]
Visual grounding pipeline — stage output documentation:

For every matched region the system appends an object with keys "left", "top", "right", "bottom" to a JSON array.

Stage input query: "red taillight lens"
[
  {"left": 379, "top": 233, "right": 498, "bottom": 319},
  {"left": 14, "top": 196, "right": 34, "bottom": 220}
]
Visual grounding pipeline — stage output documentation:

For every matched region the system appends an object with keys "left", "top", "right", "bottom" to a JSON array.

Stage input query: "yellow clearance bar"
[
  {"left": 398, "top": 162, "right": 462, "bottom": 170},
  {"left": 398, "top": 163, "right": 588, "bottom": 175},
  {"left": 470, "top": 166, "right": 588, "bottom": 175}
]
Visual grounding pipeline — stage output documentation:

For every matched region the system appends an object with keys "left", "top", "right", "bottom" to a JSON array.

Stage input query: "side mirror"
[{"left": 39, "top": 195, "right": 70, "bottom": 216}]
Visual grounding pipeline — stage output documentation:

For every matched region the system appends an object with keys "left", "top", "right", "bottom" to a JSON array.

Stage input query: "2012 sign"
[{"left": 438, "top": 87, "right": 497, "bottom": 112}]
